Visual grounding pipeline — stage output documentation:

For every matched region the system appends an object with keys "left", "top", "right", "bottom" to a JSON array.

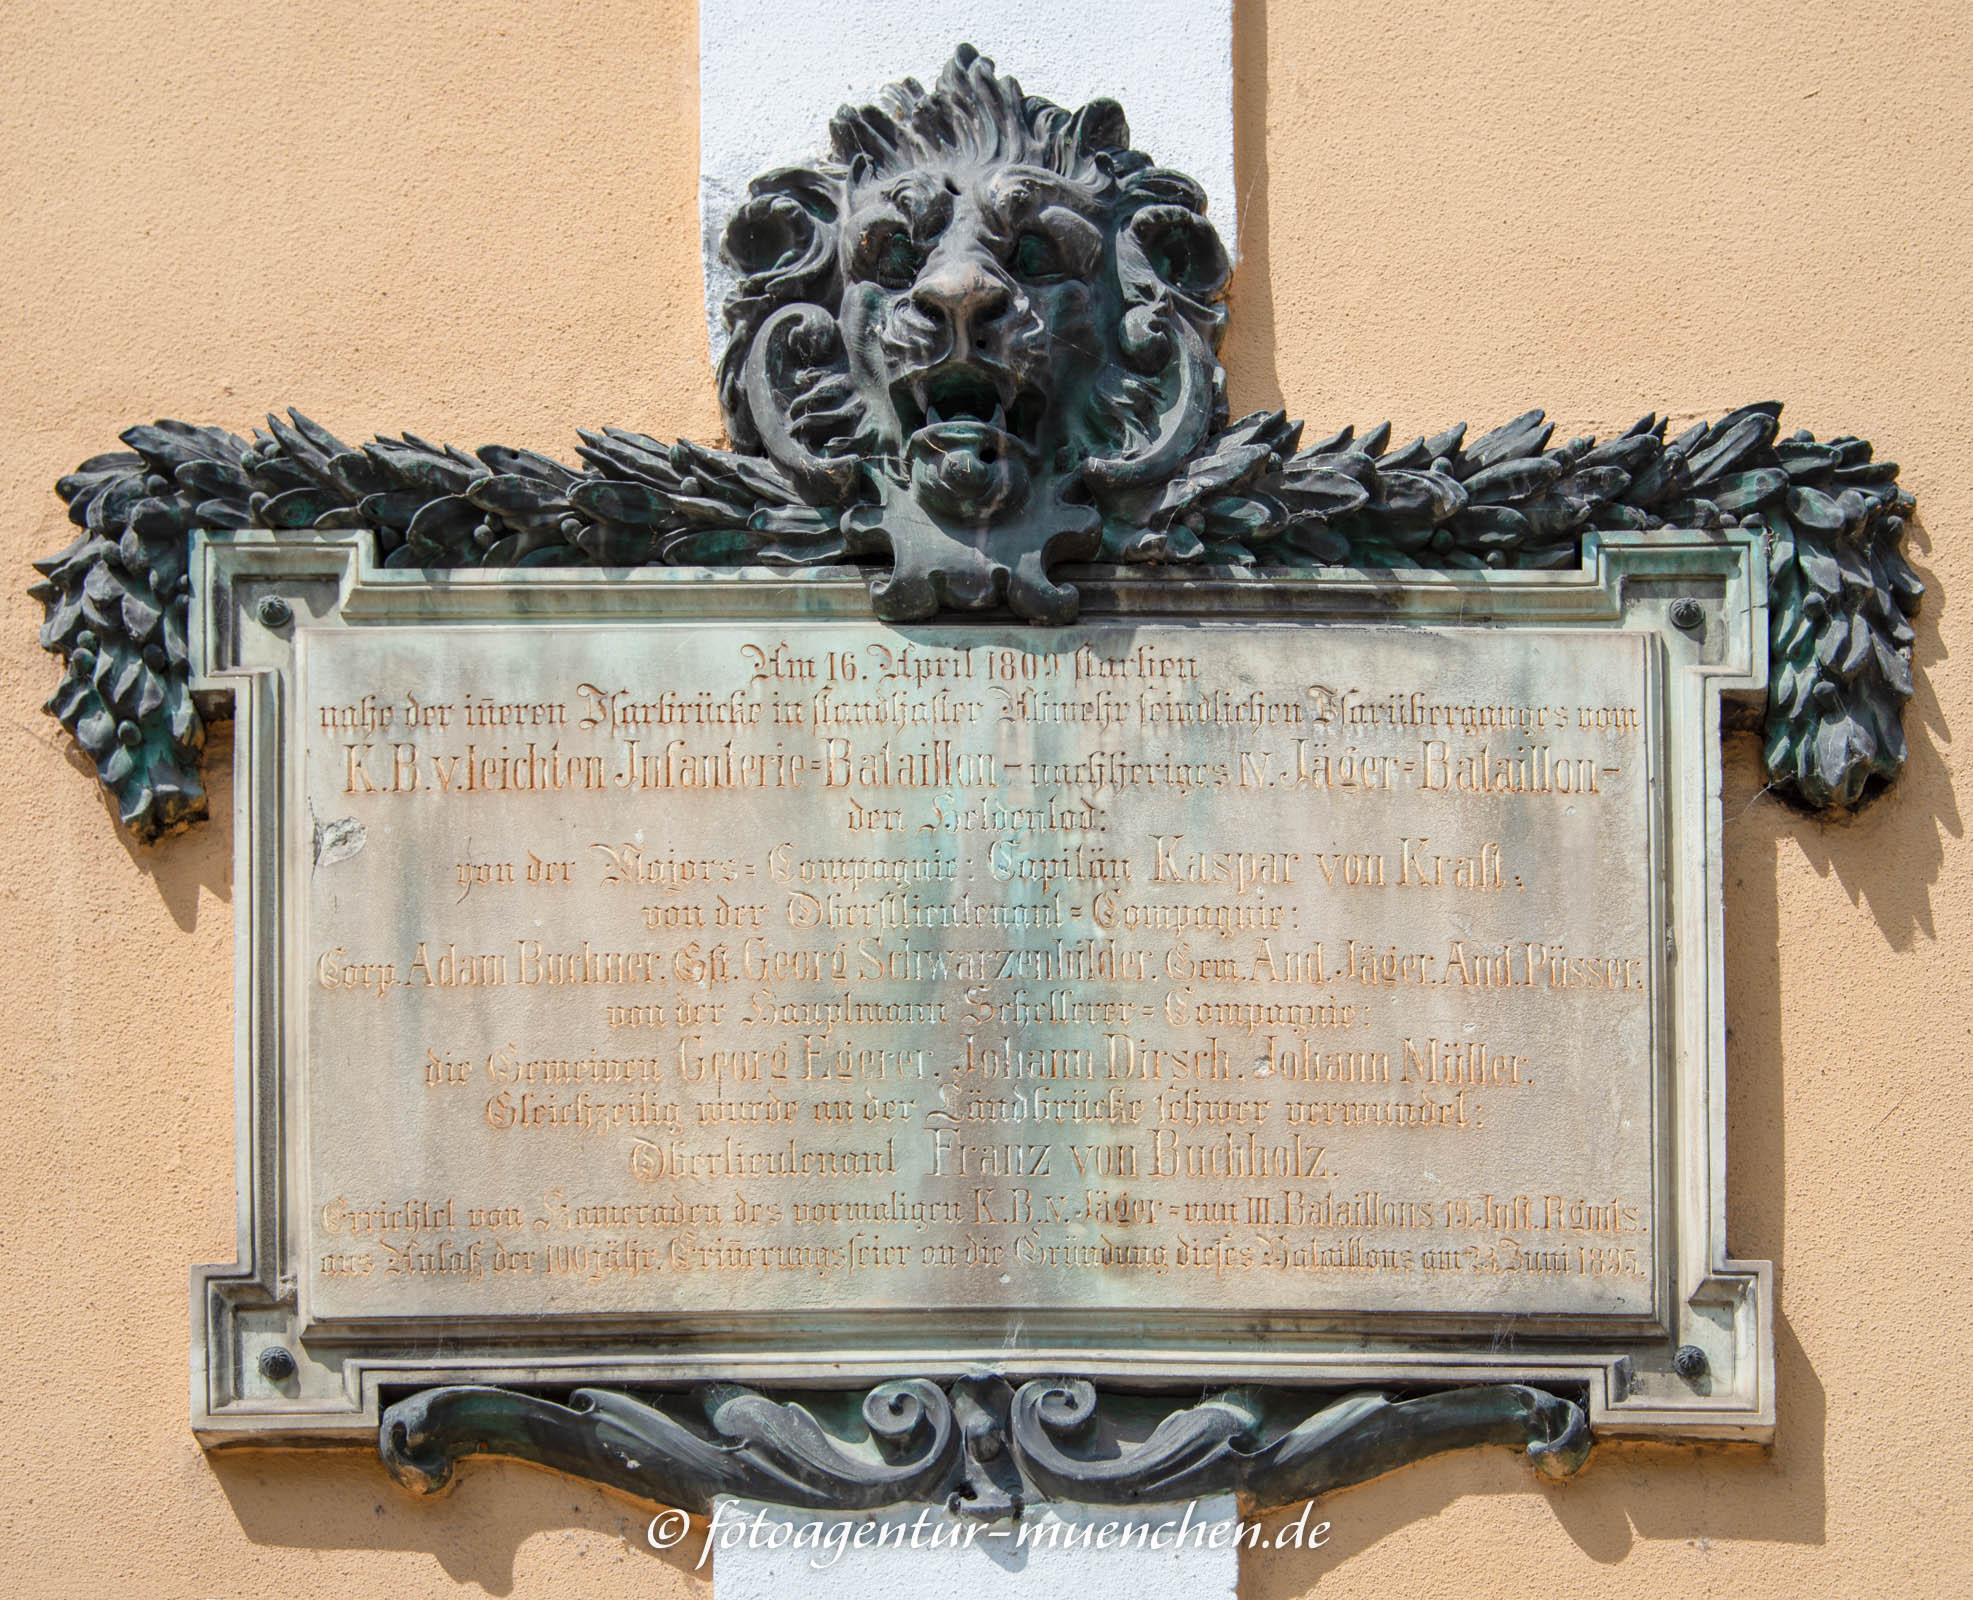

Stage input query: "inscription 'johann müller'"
[{"left": 301, "top": 624, "right": 1658, "bottom": 1325}]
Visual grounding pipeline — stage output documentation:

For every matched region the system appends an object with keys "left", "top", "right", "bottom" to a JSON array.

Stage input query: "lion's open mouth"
[{"left": 895, "top": 365, "right": 1046, "bottom": 457}]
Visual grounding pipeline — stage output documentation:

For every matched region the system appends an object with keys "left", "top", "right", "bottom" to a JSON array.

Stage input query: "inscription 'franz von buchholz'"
[{"left": 299, "top": 622, "right": 1661, "bottom": 1327}]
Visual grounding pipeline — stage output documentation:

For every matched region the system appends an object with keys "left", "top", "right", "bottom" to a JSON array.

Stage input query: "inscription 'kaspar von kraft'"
[{"left": 300, "top": 622, "right": 1658, "bottom": 1325}]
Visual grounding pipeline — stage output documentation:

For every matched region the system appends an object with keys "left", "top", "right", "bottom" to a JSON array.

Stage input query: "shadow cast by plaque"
[
  {"left": 85, "top": 719, "right": 235, "bottom": 932},
  {"left": 209, "top": 1447, "right": 704, "bottom": 1596},
  {"left": 1771, "top": 516, "right": 1955, "bottom": 950}
]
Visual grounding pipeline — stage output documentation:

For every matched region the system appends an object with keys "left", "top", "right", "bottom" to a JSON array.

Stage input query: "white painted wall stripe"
[
  {"left": 698, "top": 0, "right": 1235, "bottom": 363},
  {"left": 710, "top": 1498, "right": 1244, "bottom": 1600}
]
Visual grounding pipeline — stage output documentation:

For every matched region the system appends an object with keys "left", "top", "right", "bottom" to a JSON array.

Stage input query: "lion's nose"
[{"left": 909, "top": 252, "right": 1012, "bottom": 353}]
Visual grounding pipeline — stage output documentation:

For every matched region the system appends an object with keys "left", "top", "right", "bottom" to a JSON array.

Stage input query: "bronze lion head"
[{"left": 716, "top": 44, "right": 1232, "bottom": 621}]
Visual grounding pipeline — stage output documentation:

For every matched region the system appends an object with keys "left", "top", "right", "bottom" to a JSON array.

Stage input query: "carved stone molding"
[{"left": 379, "top": 1378, "right": 1590, "bottom": 1519}]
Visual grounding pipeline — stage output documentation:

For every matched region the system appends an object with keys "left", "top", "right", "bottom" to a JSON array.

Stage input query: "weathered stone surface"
[{"left": 191, "top": 532, "right": 1772, "bottom": 1457}]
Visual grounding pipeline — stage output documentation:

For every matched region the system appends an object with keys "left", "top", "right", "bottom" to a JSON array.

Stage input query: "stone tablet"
[
  {"left": 176, "top": 523, "right": 1774, "bottom": 1469},
  {"left": 301, "top": 620, "right": 1660, "bottom": 1329}
]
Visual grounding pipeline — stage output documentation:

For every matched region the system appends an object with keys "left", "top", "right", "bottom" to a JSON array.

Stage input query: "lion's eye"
[
  {"left": 1011, "top": 230, "right": 1064, "bottom": 280},
  {"left": 871, "top": 231, "right": 924, "bottom": 288}
]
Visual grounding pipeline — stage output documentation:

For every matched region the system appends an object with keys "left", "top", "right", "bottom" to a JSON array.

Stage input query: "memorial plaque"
[
  {"left": 165, "top": 530, "right": 1784, "bottom": 1494},
  {"left": 300, "top": 621, "right": 1662, "bottom": 1330},
  {"left": 24, "top": 40, "right": 1908, "bottom": 1500},
  {"left": 15, "top": 8, "right": 1936, "bottom": 1556}
]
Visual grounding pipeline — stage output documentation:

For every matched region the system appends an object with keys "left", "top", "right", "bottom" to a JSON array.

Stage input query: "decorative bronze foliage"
[
  {"left": 28, "top": 46, "right": 1921, "bottom": 833},
  {"left": 379, "top": 1377, "right": 1589, "bottom": 1518},
  {"left": 29, "top": 398, "right": 1918, "bottom": 836},
  {"left": 33, "top": 428, "right": 210, "bottom": 835}
]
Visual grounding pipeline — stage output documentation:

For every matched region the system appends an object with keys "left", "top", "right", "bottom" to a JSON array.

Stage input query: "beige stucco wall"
[{"left": 3, "top": 1, "right": 1967, "bottom": 1594}]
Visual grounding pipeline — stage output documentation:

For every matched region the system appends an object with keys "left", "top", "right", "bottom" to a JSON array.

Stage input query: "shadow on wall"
[
  {"left": 1243, "top": 523, "right": 1940, "bottom": 1585},
  {"left": 71, "top": 719, "right": 235, "bottom": 933},
  {"left": 1238, "top": 1358, "right": 1829, "bottom": 1590},
  {"left": 176, "top": 486, "right": 1936, "bottom": 1591},
  {"left": 1776, "top": 515, "right": 1955, "bottom": 949},
  {"left": 1234, "top": 1313, "right": 1830, "bottom": 1578},
  {"left": 1239, "top": 744, "right": 1833, "bottom": 1589},
  {"left": 211, "top": 1448, "right": 705, "bottom": 1595},
  {"left": 201, "top": 771, "right": 1840, "bottom": 1592}
]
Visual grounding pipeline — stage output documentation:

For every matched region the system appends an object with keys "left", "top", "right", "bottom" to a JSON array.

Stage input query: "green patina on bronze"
[
  {"left": 28, "top": 46, "right": 1921, "bottom": 838},
  {"left": 380, "top": 1377, "right": 1590, "bottom": 1519}
]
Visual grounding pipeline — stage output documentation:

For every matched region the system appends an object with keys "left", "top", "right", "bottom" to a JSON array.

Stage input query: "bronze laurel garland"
[
  {"left": 28, "top": 46, "right": 1923, "bottom": 837},
  {"left": 30, "top": 397, "right": 1918, "bottom": 838}
]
